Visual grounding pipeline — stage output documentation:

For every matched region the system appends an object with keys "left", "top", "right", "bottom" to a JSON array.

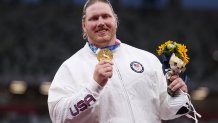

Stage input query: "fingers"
[
  {"left": 98, "top": 60, "right": 113, "bottom": 65},
  {"left": 93, "top": 60, "right": 114, "bottom": 86},
  {"left": 168, "top": 77, "right": 188, "bottom": 93},
  {"left": 169, "top": 74, "right": 179, "bottom": 82},
  {"left": 169, "top": 78, "right": 184, "bottom": 91},
  {"left": 98, "top": 65, "right": 113, "bottom": 78},
  {"left": 96, "top": 61, "right": 113, "bottom": 75},
  {"left": 103, "top": 71, "right": 113, "bottom": 78}
]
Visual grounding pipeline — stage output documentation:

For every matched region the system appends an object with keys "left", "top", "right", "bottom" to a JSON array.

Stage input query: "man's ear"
[
  {"left": 82, "top": 17, "right": 87, "bottom": 39},
  {"left": 82, "top": 16, "right": 86, "bottom": 33},
  {"left": 114, "top": 14, "right": 119, "bottom": 29},
  {"left": 82, "top": 22, "right": 86, "bottom": 33}
]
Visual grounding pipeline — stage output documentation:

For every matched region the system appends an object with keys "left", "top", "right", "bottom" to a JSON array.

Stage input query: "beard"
[{"left": 87, "top": 30, "right": 116, "bottom": 47}]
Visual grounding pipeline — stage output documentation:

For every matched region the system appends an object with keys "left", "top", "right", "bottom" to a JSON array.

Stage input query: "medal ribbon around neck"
[{"left": 88, "top": 39, "right": 121, "bottom": 61}]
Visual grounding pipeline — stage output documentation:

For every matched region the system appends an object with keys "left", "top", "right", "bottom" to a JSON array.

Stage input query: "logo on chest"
[{"left": 130, "top": 61, "right": 144, "bottom": 73}]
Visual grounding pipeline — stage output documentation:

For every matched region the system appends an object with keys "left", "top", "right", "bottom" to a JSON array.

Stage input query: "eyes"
[{"left": 88, "top": 14, "right": 112, "bottom": 21}]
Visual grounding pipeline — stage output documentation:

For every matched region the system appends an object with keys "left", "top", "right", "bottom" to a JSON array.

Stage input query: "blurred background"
[{"left": 0, "top": 0, "right": 218, "bottom": 123}]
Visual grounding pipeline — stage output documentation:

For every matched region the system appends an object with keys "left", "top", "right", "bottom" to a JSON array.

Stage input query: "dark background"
[{"left": 0, "top": 0, "right": 218, "bottom": 122}]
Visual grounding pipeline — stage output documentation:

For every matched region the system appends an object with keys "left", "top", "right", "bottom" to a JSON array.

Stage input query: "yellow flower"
[
  {"left": 177, "top": 44, "right": 190, "bottom": 64},
  {"left": 165, "top": 40, "right": 173, "bottom": 46},
  {"left": 157, "top": 44, "right": 166, "bottom": 55},
  {"left": 157, "top": 40, "right": 173, "bottom": 55}
]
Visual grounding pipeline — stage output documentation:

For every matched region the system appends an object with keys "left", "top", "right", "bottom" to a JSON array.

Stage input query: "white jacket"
[{"left": 48, "top": 42, "right": 190, "bottom": 123}]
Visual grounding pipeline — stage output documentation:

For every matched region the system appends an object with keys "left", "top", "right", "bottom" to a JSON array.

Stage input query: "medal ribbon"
[{"left": 88, "top": 39, "right": 121, "bottom": 54}]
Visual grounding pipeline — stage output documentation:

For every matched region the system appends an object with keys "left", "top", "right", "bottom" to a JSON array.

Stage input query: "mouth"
[{"left": 95, "top": 28, "right": 109, "bottom": 34}]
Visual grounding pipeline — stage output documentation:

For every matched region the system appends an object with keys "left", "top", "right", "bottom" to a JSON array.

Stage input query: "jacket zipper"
[{"left": 114, "top": 61, "right": 136, "bottom": 123}]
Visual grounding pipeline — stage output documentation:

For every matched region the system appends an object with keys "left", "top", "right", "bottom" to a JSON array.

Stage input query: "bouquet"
[{"left": 157, "top": 40, "right": 190, "bottom": 96}]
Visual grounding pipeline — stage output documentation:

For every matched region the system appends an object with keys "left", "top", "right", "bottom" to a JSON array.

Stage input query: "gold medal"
[{"left": 97, "top": 49, "right": 113, "bottom": 61}]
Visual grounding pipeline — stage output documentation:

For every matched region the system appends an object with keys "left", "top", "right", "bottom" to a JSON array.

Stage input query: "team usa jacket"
[{"left": 48, "top": 42, "right": 190, "bottom": 123}]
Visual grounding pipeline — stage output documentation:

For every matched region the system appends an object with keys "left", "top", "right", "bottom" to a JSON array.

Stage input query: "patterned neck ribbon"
[{"left": 88, "top": 39, "right": 121, "bottom": 54}]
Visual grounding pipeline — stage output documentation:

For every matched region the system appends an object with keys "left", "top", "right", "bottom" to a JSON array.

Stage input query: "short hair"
[{"left": 82, "top": 0, "right": 116, "bottom": 17}]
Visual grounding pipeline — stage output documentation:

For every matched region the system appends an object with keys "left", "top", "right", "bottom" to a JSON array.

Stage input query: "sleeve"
[
  {"left": 155, "top": 58, "right": 190, "bottom": 120},
  {"left": 48, "top": 63, "right": 103, "bottom": 123}
]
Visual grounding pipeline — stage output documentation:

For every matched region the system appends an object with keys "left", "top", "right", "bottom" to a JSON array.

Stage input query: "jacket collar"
[{"left": 87, "top": 39, "right": 121, "bottom": 54}]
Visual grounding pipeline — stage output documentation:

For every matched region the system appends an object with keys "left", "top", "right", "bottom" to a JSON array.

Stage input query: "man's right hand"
[{"left": 93, "top": 60, "right": 113, "bottom": 87}]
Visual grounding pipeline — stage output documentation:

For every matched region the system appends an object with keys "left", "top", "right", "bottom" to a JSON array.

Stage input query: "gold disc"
[{"left": 97, "top": 49, "right": 113, "bottom": 61}]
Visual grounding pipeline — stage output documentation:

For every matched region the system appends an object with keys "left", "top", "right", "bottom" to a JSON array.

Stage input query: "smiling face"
[{"left": 82, "top": 2, "right": 117, "bottom": 48}]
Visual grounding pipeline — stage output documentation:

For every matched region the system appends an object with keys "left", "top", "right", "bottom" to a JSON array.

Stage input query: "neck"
[
  {"left": 88, "top": 38, "right": 117, "bottom": 48},
  {"left": 87, "top": 39, "right": 121, "bottom": 54},
  {"left": 94, "top": 42, "right": 114, "bottom": 48}
]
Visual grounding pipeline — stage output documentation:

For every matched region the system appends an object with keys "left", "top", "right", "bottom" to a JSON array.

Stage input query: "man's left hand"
[{"left": 168, "top": 75, "right": 188, "bottom": 93}]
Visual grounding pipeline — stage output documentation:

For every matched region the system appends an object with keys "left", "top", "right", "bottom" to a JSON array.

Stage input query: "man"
[{"left": 48, "top": 0, "right": 192, "bottom": 123}]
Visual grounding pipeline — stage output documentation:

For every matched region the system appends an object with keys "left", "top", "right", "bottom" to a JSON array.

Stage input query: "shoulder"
[
  {"left": 122, "top": 43, "right": 160, "bottom": 62},
  {"left": 64, "top": 49, "right": 84, "bottom": 66},
  {"left": 59, "top": 44, "right": 89, "bottom": 69}
]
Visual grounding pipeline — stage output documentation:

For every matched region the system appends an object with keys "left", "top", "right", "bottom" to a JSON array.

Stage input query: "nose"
[{"left": 97, "top": 17, "right": 105, "bottom": 26}]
